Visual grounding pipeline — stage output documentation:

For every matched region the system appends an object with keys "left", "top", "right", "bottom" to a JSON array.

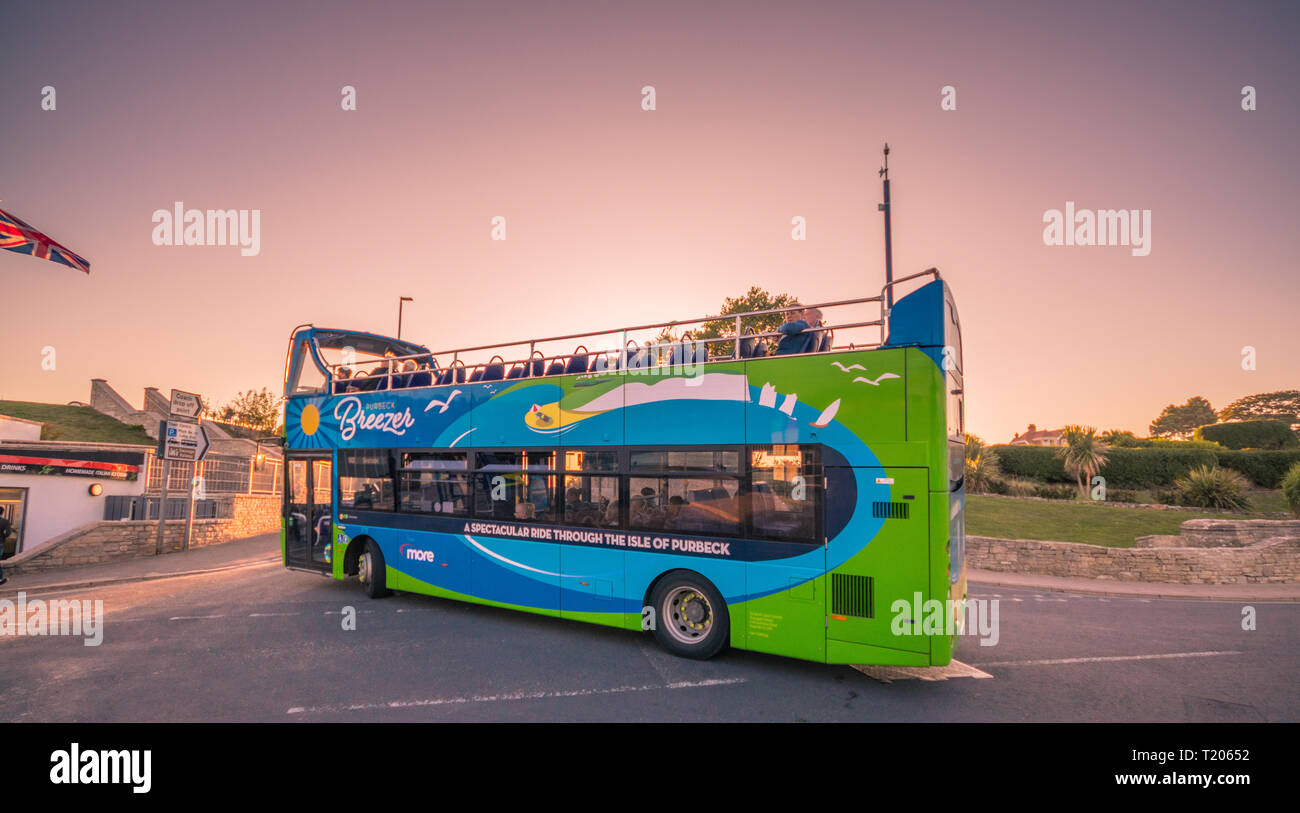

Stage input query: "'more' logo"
[{"left": 401, "top": 544, "right": 435, "bottom": 563}]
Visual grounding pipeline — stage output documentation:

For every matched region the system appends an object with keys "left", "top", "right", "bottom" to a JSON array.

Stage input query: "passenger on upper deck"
[
  {"left": 774, "top": 305, "right": 812, "bottom": 355},
  {"left": 804, "top": 307, "right": 827, "bottom": 353}
]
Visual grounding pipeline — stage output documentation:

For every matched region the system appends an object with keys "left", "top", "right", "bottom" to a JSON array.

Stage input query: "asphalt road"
[{"left": 2, "top": 558, "right": 1297, "bottom": 722}]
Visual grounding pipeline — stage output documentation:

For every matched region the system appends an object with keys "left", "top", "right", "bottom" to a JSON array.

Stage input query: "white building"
[{"left": 0, "top": 439, "right": 149, "bottom": 558}]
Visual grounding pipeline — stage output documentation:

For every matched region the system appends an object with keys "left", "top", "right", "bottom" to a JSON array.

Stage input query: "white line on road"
[
  {"left": 169, "top": 615, "right": 227, "bottom": 620},
  {"left": 977, "top": 650, "right": 1243, "bottom": 668},
  {"left": 249, "top": 612, "right": 299, "bottom": 617},
  {"left": 286, "top": 677, "right": 747, "bottom": 715}
]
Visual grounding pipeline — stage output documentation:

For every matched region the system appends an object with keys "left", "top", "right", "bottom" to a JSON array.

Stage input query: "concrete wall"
[
  {"left": 968, "top": 529, "right": 1300, "bottom": 584},
  {"left": 6, "top": 494, "right": 281, "bottom": 575}
]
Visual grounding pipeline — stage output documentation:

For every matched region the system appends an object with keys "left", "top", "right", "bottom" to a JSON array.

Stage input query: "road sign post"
[{"left": 154, "top": 391, "right": 209, "bottom": 555}]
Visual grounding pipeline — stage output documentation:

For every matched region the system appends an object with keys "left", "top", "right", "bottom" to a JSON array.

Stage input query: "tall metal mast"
[{"left": 878, "top": 143, "right": 894, "bottom": 309}]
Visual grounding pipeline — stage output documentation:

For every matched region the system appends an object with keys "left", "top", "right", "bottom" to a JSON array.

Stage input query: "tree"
[
  {"left": 212, "top": 388, "right": 281, "bottom": 434},
  {"left": 1219, "top": 390, "right": 1300, "bottom": 437},
  {"left": 1149, "top": 396, "right": 1217, "bottom": 440},
  {"left": 1058, "top": 425, "right": 1109, "bottom": 499},
  {"left": 693, "top": 287, "right": 799, "bottom": 358}
]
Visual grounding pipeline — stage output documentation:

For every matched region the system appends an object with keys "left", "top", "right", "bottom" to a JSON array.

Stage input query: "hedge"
[
  {"left": 1214, "top": 450, "right": 1300, "bottom": 488},
  {"left": 1195, "top": 420, "right": 1299, "bottom": 450},
  {"left": 992, "top": 444, "right": 1300, "bottom": 489},
  {"left": 990, "top": 445, "right": 1071, "bottom": 482}
]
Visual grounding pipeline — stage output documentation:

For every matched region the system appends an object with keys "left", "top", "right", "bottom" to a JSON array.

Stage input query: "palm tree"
[
  {"left": 964, "top": 434, "right": 1001, "bottom": 494},
  {"left": 1058, "top": 425, "right": 1109, "bottom": 499}
]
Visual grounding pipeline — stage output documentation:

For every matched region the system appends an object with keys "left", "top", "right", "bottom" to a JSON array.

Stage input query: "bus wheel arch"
[
  {"left": 645, "top": 569, "right": 730, "bottom": 660},
  {"left": 342, "top": 535, "right": 371, "bottom": 577},
  {"left": 352, "top": 536, "right": 391, "bottom": 599}
]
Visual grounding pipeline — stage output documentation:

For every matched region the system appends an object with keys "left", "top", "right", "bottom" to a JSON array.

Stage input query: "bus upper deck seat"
[
  {"left": 506, "top": 365, "right": 526, "bottom": 379},
  {"left": 545, "top": 360, "right": 565, "bottom": 376},
  {"left": 589, "top": 354, "right": 610, "bottom": 373},
  {"left": 483, "top": 356, "right": 506, "bottom": 381},
  {"left": 565, "top": 346, "right": 589, "bottom": 375},
  {"left": 738, "top": 329, "right": 756, "bottom": 360},
  {"left": 819, "top": 329, "right": 833, "bottom": 352},
  {"left": 671, "top": 336, "right": 705, "bottom": 367},
  {"left": 468, "top": 368, "right": 484, "bottom": 383},
  {"left": 528, "top": 351, "right": 546, "bottom": 377}
]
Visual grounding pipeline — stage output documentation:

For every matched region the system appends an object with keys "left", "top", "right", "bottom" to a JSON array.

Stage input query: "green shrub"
[
  {"left": 1105, "top": 488, "right": 1139, "bottom": 503},
  {"left": 1149, "top": 438, "right": 1224, "bottom": 451},
  {"left": 1101, "top": 447, "right": 1221, "bottom": 488},
  {"left": 992, "top": 446, "right": 1071, "bottom": 482},
  {"left": 1154, "top": 488, "right": 1181, "bottom": 506},
  {"left": 1004, "top": 478, "right": 1039, "bottom": 498},
  {"left": 965, "top": 447, "right": 1002, "bottom": 494},
  {"left": 1281, "top": 463, "right": 1300, "bottom": 517},
  {"left": 1173, "top": 465, "right": 1251, "bottom": 511},
  {"left": 993, "top": 445, "right": 1221, "bottom": 488},
  {"left": 1214, "top": 450, "right": 1300, "bottom": 487},
  {"left": 1195, "top": 420, "right": 1299, "bottom": 450},
  {"left": 1033, "top": 483, "right": 1076, "bottom": 500}
]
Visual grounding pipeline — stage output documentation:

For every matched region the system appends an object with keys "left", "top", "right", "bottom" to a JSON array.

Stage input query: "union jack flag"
[{"left": 0, "top": 205, "right": 91, "bottom": 273}]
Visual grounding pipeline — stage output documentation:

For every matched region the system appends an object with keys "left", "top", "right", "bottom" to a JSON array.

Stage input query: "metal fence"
[
  {"left": 145, "top": 452, "right": 281, "bottom": 496},
  {"left": 104, "top": 495, "right": 235, "bottom": 521}
]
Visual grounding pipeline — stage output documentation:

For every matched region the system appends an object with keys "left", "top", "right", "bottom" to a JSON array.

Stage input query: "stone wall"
[
  {"left": 969, "top": 532, "right": 1300, "bottom": 584},
  {"left": 5, "top": 494, "right": 281, "bottom": 575}
]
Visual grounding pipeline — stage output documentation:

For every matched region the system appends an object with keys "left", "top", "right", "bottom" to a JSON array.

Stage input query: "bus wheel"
[
  {"left": 650, "top": 573, "right": 729, "bottom": 660},
  {"left": 358, "top": 540, "right": 390, "bottom": 599}
]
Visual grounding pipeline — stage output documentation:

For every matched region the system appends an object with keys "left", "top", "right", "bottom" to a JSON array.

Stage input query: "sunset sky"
[{"left": 2, "top": 0, "right": 1296, "bottom": 444}]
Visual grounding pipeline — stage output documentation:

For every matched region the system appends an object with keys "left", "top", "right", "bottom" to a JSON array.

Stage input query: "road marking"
[
  {"left": 852, "top": 660, "right": 993, "bottom": 683},
  {"left": 977, "top": 650, "right": 1243, "bottom": 668},
  {"left": 169, "top": 615, "right": 226, "bottom": 620},
  {"left": 286, "top": 677, "right": 747, "bottom": 715},
  {"left": 1033, "top": 597, "right": 1067, "bottom": 602},
  {"left": 249, "top": 612, "right": 299, "bottom": 617}
]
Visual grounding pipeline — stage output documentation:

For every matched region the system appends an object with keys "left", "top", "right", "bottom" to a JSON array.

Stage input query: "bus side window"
[{"left": 339, "top": 451, "right": 394, "bottom": 511}]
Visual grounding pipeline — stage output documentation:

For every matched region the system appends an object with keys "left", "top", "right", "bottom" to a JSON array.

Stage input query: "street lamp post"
[{"left": 397, "top": 296, "right": 413, "bottom": 339}]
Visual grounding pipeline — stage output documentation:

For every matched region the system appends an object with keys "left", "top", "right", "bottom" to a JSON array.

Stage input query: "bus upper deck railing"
[{"left": 307, "top": 268, "right": 941, "bottom": 396}]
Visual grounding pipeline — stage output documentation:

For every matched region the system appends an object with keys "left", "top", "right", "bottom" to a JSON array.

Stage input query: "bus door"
[{"left": 284, "top": 451, "right": 334, "bottom": 574}]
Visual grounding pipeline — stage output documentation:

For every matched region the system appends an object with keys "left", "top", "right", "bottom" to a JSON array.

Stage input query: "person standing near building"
[{"left": 0, "top": 512, "right": 12, "bottom": 585}]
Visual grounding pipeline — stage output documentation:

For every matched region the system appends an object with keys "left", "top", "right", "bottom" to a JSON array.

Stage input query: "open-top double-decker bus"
[{"left": 281, "top": 268, "right": 965, "bottom": 665}]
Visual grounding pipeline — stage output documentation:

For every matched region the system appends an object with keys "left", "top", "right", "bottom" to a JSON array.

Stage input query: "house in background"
[{"left": 1009, "top": 424, "right": 1066, "bottom": 446}]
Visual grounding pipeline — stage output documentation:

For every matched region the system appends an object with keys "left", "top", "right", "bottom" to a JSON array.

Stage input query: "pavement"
[
  {"left": 0, "top": 533, "right": 283, "bottom": 597},
  {"left": 3, "top": 533, "right": 1298, "bottom": 601}
]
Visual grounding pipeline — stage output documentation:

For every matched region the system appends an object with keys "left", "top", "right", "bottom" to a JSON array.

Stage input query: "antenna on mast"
[{"left": 878, "top": 143, "right": 895, "bottom": 310}]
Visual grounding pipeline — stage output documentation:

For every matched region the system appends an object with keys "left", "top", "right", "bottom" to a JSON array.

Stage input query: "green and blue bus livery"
[{"left": 281, "top": 269, "right": 965, "bottom": 666}]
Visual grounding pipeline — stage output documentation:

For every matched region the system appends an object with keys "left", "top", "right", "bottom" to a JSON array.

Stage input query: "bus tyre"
[
  {"left": 359, "top": 540, "right": 390, "bottom": 599},
  {"left": 650, "top": 573, "right": 729, "bottom": 660}
]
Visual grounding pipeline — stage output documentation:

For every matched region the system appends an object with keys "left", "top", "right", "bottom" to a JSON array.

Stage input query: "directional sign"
[
  {"left": 158, "top": 420, "right": 210, "bottom": 462},
  {"left": 169, "top": 389, "right": 203, "bottom": 421}
]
